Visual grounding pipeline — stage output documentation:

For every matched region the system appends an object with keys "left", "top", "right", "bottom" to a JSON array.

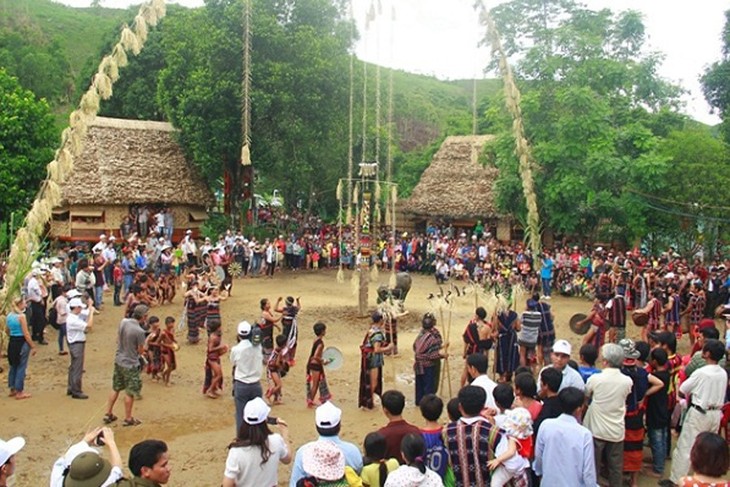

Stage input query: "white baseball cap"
[
  {"left": 99, "top": 233, "right": 106, "bottom": 239},
  {"left": 237, "top": 321, "right": 252, "bottom": 336},
  {"left": 315, "top": 401, "right": 342, "bottom": 428},
  {"left": 66, "top": 289, "right": 82, "bottom": 298},
  {"left": 0, "top": 436, "right": 25, "bottom": 465},
  {"left": 68, "top": 298, "right": 86, "bottom": 309},
  {"left": 553, "top": 339, "right": 572, "bottom": 356},
  {"left": 243, "top": 397, "right": 271, "bottom": 425}
]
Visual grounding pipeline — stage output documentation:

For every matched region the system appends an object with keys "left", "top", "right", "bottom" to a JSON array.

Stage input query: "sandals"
[
  {"left": 122, "top": 417, "right": 142, "bottom": 427},
  {"left": 103, "top": 413, "right": 118, "bottom": 424}
]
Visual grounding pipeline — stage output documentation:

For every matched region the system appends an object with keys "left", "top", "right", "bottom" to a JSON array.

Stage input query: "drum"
[
  {"left": 214, "top": 265, "right": 226, "bottom": 283},
  {"left": 322, "top": 346, "right": 344, "bottom": 371},
  {"left": 631, "top": 312, "right": 649, "bottom": 326},
  {"left": 569, "top": 313, "right": 590, "bottom": 335}
]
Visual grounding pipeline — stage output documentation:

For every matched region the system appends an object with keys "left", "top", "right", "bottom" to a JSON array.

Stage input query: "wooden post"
[{"left": 358, "top": 192, "right": 372, "bottom": 316}]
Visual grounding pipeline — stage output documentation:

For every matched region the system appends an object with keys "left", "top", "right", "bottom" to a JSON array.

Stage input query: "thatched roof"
[
  {"left": 402, "top": 135, "right": 499, "bottom": 219},
  {"left": 61, "top": 117, "right": 213, "bottom": 206}
]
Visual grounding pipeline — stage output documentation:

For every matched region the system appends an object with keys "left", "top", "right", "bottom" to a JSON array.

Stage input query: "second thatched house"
[
  {"left": 400, "top": 135, "right": 515, "bottom": 241},
  {"left": 50, "top": 116, "right": 213, "bottom": 242}
]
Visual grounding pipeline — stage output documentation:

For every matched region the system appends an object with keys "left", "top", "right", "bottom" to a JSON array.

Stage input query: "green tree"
[
  {"left": 0, "top": 68, "right": 57, "bottom": 221},
  {"left": 485, "top": 0, "right": 683, "bottom": 244},
  {"left": 157, "top": 0, "right": 353, "bottom": 216},
  {"left": 702, "top": 9, "right": 730, "bottom": 143}
]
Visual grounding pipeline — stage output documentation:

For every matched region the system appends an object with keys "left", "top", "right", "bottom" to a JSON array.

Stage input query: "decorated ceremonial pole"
[{"left": 358, "top": 162, "right": 377, "bottom": 316}]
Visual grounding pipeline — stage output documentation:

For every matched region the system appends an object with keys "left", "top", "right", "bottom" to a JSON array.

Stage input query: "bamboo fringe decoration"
[
  {"left": 390, "top": 185, "right": 397, "bottom": 205},
  {"left": 350, "top": 268, "right": 359, "bottom": 296},
  {"left": 346, "top": 207, "right": 352, "bottom": 225},
  {"left": 374, "top": 204, "right": 381, "bottom": 224},
  {"left": 0, "top": 0, "right": 166, "bottom": 312},
  {"left": 370, "top": 263, "right": 379, "bottom": 282},
  {"left": 46, "top": 160, "right": 59, "bottom": 182},
  {"left": 152, "top": 0, "right": 166, "bottom": 18},
  {"left": 93, "top": 72, "right": 113, "bottom": 100},
  {"left": 120, "top": 25, "right": 142, "bottom": 55},
  {"left": 67, "top": 128, "right": 84, "bottom": 156},
  {"left": 374, "top": 180, "right": 381, "bottom": 202},
  {"left": 353, "top": 187, "right": 359, "bottom": 205},
  {"left": 135, "top": 14, "right": 149, "bottom": 44},
  {"left": 113, "top": 43, "right": 128, "bottom": 68},
  {"left": 478, "top": 2, "right": 541, "bottom": 261},
  {"left": 384, "top": 205, "right": 391, "bottom": 226},
  {"left": 241, "top": 144, "right": 251, "bottom": 166},
  {"left": 80, "top": 88, "right": 100, "bottom": 116},
  {"left": 69, "top": 110, "right": 89, "bottom": 132},
  {"left": 56, "top": 147, "right": 72, "bottom": 174},
  {"left": 336, "top": 180, "right": 342, "bottom": 202},
  {"left": 142, "top": 4, "right": 159, "bottom": 27},
  {"left": 45, "top": 181, "right": 62, "bottom": 207}
]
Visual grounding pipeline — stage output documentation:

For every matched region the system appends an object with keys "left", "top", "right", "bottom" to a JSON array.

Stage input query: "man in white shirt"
[
  {"left": 465, "top": 353, "right": 499, "bottom": 413},
  {"left": 66, "top": 297, "right": 95, "bottom": 399},
  {"left": 535, "top": 387, "right": 596, "bottom": 486},
  {"left": 26, "top": 269, "right": 47, "bottom": 344},
  {"left": 665, "top": 339, "right": 728, "bottom": 486},
  {"left": 181, "top": 230, "right": 197, "bottom": 267},
  {"left": 50, "top": 427, "right": 123, "bottom": 487},
  {"left": 583, "top": 343, "right": 632, "bottom": 487},
  {"left": 92, "top": 234, "right": 107, "bottom": 254},
  {"left": 537, "top": 339, "right": 585, "bottom": 391},
  {"left": 230, "top": 321, "right": 263, "bottom": 434}
]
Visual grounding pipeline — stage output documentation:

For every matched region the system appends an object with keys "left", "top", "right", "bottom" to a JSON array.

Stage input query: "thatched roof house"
[
  {"left": 51, "top": 117, "right": 213, "bottom": 242},
  {"left": 401, "top": 135, "right": 514, "bottom": 240}
]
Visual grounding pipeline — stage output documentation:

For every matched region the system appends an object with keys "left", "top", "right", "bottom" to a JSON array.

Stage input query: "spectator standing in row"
[
  {"left": 289, "top": 401, "right": 363, "bottom": 486},
  {"left": 0, "top": 436, "right": 26, "bottom": 487},
  {"left": 534, "top": 387, "right": 596, "bottom": 486},
  {"left": 66, "top": 296, "right": 95, "bottom": 399},
  {"left": 537, "top": 339, "right": 585, "bottom": 392},
  {"left": 665, "top": 339, "right": 727, "bottom": 486},
  {"left": 230, "top": 321, "right": 264, "bottom": 435},
  {"left": 104, "top": 304, "right": 148, "bottom": 427},
  {"left": 583, "top": 343, "right": 632, "bottom": 487}
]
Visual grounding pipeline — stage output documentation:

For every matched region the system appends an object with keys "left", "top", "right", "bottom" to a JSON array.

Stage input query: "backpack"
[
  {"left": 48, "top": 303, "right": 59, "bottom": 330},
  {"left": 250, "top": 323, "right": 263, "bottom": 346}
]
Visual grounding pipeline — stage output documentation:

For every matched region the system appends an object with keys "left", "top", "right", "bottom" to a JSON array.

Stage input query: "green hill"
[{"left": 0, "top": 0, "right": 131, "bottom": 117}]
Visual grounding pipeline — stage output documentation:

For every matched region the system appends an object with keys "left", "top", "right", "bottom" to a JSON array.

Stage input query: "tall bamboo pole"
[{"left": 477, "top": 2, "right": 541, "bottom": 261}]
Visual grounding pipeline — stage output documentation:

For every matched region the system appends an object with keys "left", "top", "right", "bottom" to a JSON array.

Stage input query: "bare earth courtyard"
[{"left": 4, "top": 271, "right": 672, "bottom": 486}]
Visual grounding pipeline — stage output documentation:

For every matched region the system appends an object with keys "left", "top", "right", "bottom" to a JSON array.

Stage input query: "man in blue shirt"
[
  {"left": 289, "top": 401, "right": 363, "bottom": 486},
  {"left": 541, "top": 252, "right": 554, "bottom": 299},
  {"left": 534, "top": 387, "right": 596, "bottom": 486}
]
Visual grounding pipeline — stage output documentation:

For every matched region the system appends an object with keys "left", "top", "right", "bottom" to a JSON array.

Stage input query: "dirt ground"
[{"left": 4, "top": 270, "right": 677, "bottom": 486}]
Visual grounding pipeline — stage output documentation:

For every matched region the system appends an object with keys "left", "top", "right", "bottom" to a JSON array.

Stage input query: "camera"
[
  {"left": 266, "top": 416, "right": 278, "bottom": 425},
  {"left": 94, "top": 432, "right": 105, "bottom": 447}
]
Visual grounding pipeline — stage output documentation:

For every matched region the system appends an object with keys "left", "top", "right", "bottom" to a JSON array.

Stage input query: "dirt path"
[{"left": 4, "top": 270, "right": 673, "bottom": 485}]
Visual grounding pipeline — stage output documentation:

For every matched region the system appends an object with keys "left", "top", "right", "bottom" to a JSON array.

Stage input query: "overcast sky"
[{"left": 55, "top": 0, "right": 727, "bottom": 125}]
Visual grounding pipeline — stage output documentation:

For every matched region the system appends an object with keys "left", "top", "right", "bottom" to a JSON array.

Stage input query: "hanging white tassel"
[
  {"left": 241, "top": 144, "right": 251, "bottom": 166},
  {"left": 336, "top": 266, "right": 344, "bottom": 283},
  {"left": 93, "top": 71, "right": 113, "bottom": 100},
  {"left": 336, "top": 180, "right": 342, "bottom": 202},
  {"left": 370, "top": 262, "right": 379, "bottom": 282},
  {"left": 112, "top": 43, "right": 128, "bottom": 68},
  {"left": 80, "top": 88, "right": 100, "bottom": 117},
  {"left": 120, "top": 26, "right": 141, "bottom": 55},
  {"left": 134, "top": 14, "right": 148, "bottom": 43}
]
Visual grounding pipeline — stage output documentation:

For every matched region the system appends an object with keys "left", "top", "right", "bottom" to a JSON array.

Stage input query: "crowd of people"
[{"left": 3, "top": 220, "right": 730, "bottom": 486}]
